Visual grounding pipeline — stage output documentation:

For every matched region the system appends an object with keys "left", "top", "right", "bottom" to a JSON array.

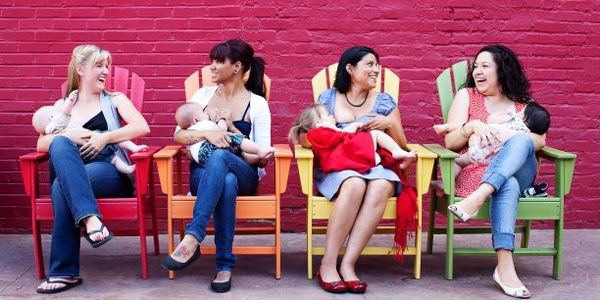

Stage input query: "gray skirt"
[{"left": 316, "top": 164, "right": 401, "bottom": 200}]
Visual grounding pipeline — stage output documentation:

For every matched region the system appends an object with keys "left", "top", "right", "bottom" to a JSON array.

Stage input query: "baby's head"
[
  {"left": 32, "top": 106, "right": 57, "bottom": 134},
  {"left": 288, "top": 104, "right": 335, "bottom": 146},
  {"left": 523, "top": 101, "right": 550, "bottom": 135},
  {"left": 175, "top": 102, "right": 209, "bottom": 129}
]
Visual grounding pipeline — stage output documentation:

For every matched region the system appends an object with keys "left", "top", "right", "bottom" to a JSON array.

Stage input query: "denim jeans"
[
  {"left": 186, "top": 149, "right": 258, "bottom": 272},
  {"left": 481, "top": 134, "right": 537, "bottom": 251},
  {"left": 47, "top": 136, "right": 132, "bottom": 277}
]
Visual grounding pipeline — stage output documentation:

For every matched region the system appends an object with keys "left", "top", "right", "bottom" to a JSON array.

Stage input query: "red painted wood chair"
[
  {"left": 19, "top": 66, "right": 160, "bottom": 280},
  {"left": 154, "top": 66, "right": 292, "bottom": 279}
]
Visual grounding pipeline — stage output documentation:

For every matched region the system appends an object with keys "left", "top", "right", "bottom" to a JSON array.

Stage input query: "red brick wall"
[{"left": 1, "top": 1, "right": 598, "bottom": 232}]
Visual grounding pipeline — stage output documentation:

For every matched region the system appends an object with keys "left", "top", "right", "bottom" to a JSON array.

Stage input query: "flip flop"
[
  {"left": 83, "top": 224, "right": 114, "bottom": 248},
  {"left": 36, "top": 277, "right": 83, "bottom": 294}
]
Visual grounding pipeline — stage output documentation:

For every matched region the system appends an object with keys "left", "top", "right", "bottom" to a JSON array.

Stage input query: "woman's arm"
[
  {"left": 444, "top": 88, "right": 471, "bottom": 151},
  {"left": 243, "top": 97, "right": 271, "bottom": 167}
]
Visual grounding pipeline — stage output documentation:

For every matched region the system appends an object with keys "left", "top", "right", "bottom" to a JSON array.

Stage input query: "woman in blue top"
[
  {"left": 315, "top": 46, "right": 409, "bottom": 294},
  {"left": 162, "top": 39, "right": 271, "bottom": 293}
]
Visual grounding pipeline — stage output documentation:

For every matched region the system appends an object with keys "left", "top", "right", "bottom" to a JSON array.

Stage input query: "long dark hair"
[
  {"left": 464, "top": 44, "right": 532, "bottom": 104},
  {"left": 209, "top": 39, "right": 266, "bottom": 97},
  {"left": 333, "top": 46, "right": 380, "bottom": 94}
]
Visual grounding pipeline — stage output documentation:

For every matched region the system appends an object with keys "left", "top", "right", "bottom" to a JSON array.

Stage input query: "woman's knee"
[
  {"left": 505, "top": 134, "right": 534, "bottom": 152},
  {"left": 49, "top": 136, "right": 75, "bottom": 154},
  {"left": 495, "top": 176, "right": 520, "bottom": 198},
  {"left": 338, "top": 177, "right": 367, "bottom": 197},
  {"left": 364, "top": 180, "right": 394, "bottom": 205}
]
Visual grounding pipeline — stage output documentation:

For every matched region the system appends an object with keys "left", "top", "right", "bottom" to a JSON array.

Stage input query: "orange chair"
[
  {"left": 19, "top": 66, "right": 160, "bottom": 280},
  {"left": 154, "top": 66, "right": 292, "bottom": 279}
]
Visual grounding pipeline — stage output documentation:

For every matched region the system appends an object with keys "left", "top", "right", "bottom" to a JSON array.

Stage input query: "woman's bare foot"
[
  {"left": 36, "top": 277, "right": 81, "bottom": 294},
  {"left": 456, "top": 183, "right": 494, "bottom": 215},
  {"left": 170, "top": 234, "right": 199, "bottom": 263},
  {"left": 496, "top": 250, "right": 530, "bottom": 297},
  {"left": 339, "top": 263, "right": 359, "bottom": 281},
  {"left": 84, "top": 216, "right": 110, "bottom": 242},
  {"left": 319, "top": 263, "right": 342, "bottom": 283}
]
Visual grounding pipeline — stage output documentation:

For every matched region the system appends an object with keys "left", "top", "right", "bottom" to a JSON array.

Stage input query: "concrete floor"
[{"left": 0, "top": 229, "right": 599, "bottom": 299}]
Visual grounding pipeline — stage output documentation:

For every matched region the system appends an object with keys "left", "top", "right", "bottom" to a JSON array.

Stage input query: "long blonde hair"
[
  {"left": 288, "top": 103, "right": 325, "bottom": 144},
  {"left": 65, "top": 44, "right": 112, "bottom": 98}
]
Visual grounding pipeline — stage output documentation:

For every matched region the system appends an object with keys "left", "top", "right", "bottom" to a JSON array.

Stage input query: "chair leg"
[
  {"left": 149, "top": 174, "right": 160, "bottom": 256},
  {"left": 445, "top": 197, "right": 455, "bottom": 280},
  {"left": 168, "top": 217, "right": 175, "bottom": 280},
  {"left": 521, "top": 220, "right": 532, "bottom": 248},
  {"left": 427, "top": 189, "right": 437, "bottom": 254},
  {"left": 33, "top": 220, "right": 45, "bottom": 280},
  {"left": 553, "top": 218, "right": 563, "bottom": 280},
  {"left": 275, "top": 223, "right": 281, "bottom": 279},
  {"left": 307, "top": 223, "right": 313, "bottom": 279},
  {"left": 138, "top": 201, "right": 149, "bottom": 279}
]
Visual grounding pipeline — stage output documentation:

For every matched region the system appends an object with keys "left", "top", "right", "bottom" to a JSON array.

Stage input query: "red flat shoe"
[
  {"left": 342, "top": 278, "right": 367, "bottom": 294},
  {"left": 316, "top": 272, "right": 347, "bottom": 293}
]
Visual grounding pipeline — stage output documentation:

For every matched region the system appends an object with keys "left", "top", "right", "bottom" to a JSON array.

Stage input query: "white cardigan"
[{"left": 175, "top": 86, "right": 271, "bottom": 179}]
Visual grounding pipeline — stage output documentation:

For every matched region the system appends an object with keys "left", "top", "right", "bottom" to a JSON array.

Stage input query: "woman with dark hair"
[
  {"left": 444, "top": 44, "right": 546, "bottom": 298},
  {"left": 314, "top": 46, "right": 409, "bottom": 294},
  {"left": 161, "top": 39, "right": 271, "bottom": 293}
]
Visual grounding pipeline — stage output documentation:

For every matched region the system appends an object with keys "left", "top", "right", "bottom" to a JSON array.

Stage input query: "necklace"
[{"left": 344, "top": 90, "right": 369, "bottom": 108}]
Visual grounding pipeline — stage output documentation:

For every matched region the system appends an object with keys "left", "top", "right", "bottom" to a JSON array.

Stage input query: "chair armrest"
[
  {"left": 153, "top": 145, "right": 184, "bottom": 194},
  {"left": 407, "top": 144, "right": 437, "bottom": 196},
  {"left": 19, "top": 151, "right": 49, "bottom": 197},
  {"left": 294, "top": 145, "right": 314, "bottom": 195},
  {"left": 423, "top": 143, "right": 459, "bottom": 195},
  {"left": 538, "top": 146, "right": 576, "bottom": 196},
  {"left": 273, "top": 144, "right": 293, "bottom": 194}
]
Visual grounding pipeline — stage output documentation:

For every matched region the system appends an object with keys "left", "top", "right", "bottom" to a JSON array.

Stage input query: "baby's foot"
[
  {"left": 392, "top": 150, "right": 416, "bottom": 160},
  {"left": 258, "top": 147, "right": 275, "bottom": 160},
  {"left": 433, "top": 124, "right": 449, "bottom": 135},
  {"left": 130, "top": 144, "right": 149, "bottom": 153}
]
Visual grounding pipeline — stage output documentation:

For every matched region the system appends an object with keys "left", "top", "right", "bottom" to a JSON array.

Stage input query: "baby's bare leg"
[
  {"left": 369, "top": 130, "right": 416, "bottom": 159},
  {"left": 111, "top": 156, "right": 135, "bottom": 174},
  {"left": 239, "top": 139, "right": 275, "bottom": 159}
]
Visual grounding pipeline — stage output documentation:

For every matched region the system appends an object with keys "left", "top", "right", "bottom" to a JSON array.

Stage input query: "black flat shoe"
[
  {"left": 211, "top": 272, "right": 232, "bottom": 293},
  {"left": 160, "top": 247, "right": 201, "bottom": 271}
]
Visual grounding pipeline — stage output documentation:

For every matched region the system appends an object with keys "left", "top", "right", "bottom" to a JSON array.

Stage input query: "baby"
[
  {"left": 32, "top": 91, "right": 148, "bottom": 174},
  {"left": 174, "top": 102, "right": 274, "bottom": 166},
  {"left": 288, "top": 103, "right": 416, "bottom": 172},
  {"left": 433, "top": 101, "right": 550, "bottom": 173}
]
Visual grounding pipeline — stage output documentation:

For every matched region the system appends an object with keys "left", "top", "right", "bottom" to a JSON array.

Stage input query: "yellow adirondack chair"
[
  {"left": 294, "top": 63, "right": 436, "bottom": 279},
  {"left": 154, "top": 66, "right": 292, "bottom": 279}
]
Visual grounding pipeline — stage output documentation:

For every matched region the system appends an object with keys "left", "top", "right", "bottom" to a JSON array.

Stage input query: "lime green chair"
[{"left": 424, "top": 61, "right": 576, "bottom": 280}]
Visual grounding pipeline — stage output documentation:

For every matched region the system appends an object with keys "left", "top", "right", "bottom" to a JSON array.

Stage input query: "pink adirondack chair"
[{"left": 20, "top": 66, "right": 160, "bottom": 279}]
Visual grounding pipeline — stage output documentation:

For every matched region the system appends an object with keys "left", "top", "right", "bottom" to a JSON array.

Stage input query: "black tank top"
[
  {"left": 232, "top": 102, "right": 251, "bottom": 138},
  {"left": 82, "top": 111, "right": 108, "bottom": 131}
]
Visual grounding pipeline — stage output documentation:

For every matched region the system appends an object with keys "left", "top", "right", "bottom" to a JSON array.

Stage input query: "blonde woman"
[{"left": 34, "top": 44, "right": 149, "bottom": 294}]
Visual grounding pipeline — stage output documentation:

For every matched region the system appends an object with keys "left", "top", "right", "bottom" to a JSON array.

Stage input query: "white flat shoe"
[
  {"left": 493, "top": 268, "right": 531, "bottom": 299},
  {"left": 448, "top": 204, "right": 478, "bottom": 222}
]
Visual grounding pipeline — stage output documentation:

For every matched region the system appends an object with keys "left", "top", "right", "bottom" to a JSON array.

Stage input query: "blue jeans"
[
  {"left": 481, "top": 134, "right": 537, "bottom": 251},
  {"left": 47, "top": 136, "right": 132, "bottom": 277},
  {"left": 186, "top": 149, "right": 258, "bottom": 272}
]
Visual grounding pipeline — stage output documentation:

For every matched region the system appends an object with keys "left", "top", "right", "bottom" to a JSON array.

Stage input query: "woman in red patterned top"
[{"left": 444, "top": 45, "right": 547, "bottom": 299}]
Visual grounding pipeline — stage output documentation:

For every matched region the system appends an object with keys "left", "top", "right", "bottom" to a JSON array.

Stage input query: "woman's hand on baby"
[
  {"left": 205, "top": 130, "right": 231, "bottom": 148},
  {"left": 469, "top": 120, "right": 497, "bottom": 146},
  {"left": 362, "top": 114, "right": 391, "bottom": 131},
  {"left": 61, "top": 127, "right": 92, "bottom": 145},
  {"left": 80, "top": 131, "right": 110, "bottom": 160}
]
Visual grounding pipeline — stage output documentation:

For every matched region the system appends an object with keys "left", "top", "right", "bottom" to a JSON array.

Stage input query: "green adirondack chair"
[{"left": 424, "top": 60, "right": 576, "bottom": 280}]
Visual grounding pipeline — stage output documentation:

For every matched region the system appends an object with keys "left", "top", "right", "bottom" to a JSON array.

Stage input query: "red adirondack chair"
[{"left": 20, "top": 66, "right": 160, "bottom": 280}]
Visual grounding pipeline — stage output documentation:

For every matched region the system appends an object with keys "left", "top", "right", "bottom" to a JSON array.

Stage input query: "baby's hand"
[
  {"left": 130, "top": 144, "right": 149, "bottom": 153},
  {"left": 257, "top": 146, "right": 275, "bottom": 160}
]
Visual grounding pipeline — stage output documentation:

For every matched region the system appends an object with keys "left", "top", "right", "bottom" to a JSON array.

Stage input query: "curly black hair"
[{"left": 464, "top": 44, "right": 532, "bottom": 104}]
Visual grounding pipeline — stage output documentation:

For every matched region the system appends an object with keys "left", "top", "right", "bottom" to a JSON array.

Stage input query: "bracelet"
[{"left": 460, "top": 122, "right": 469, "bottom": 137}]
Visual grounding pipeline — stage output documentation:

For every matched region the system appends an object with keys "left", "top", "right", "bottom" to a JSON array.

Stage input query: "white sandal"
[
  {"left": 493, "top": 268, "right": 531, "bottom": 299},
  {"left": 447, "top": 204, "right": 478, "bottom": 222}
]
